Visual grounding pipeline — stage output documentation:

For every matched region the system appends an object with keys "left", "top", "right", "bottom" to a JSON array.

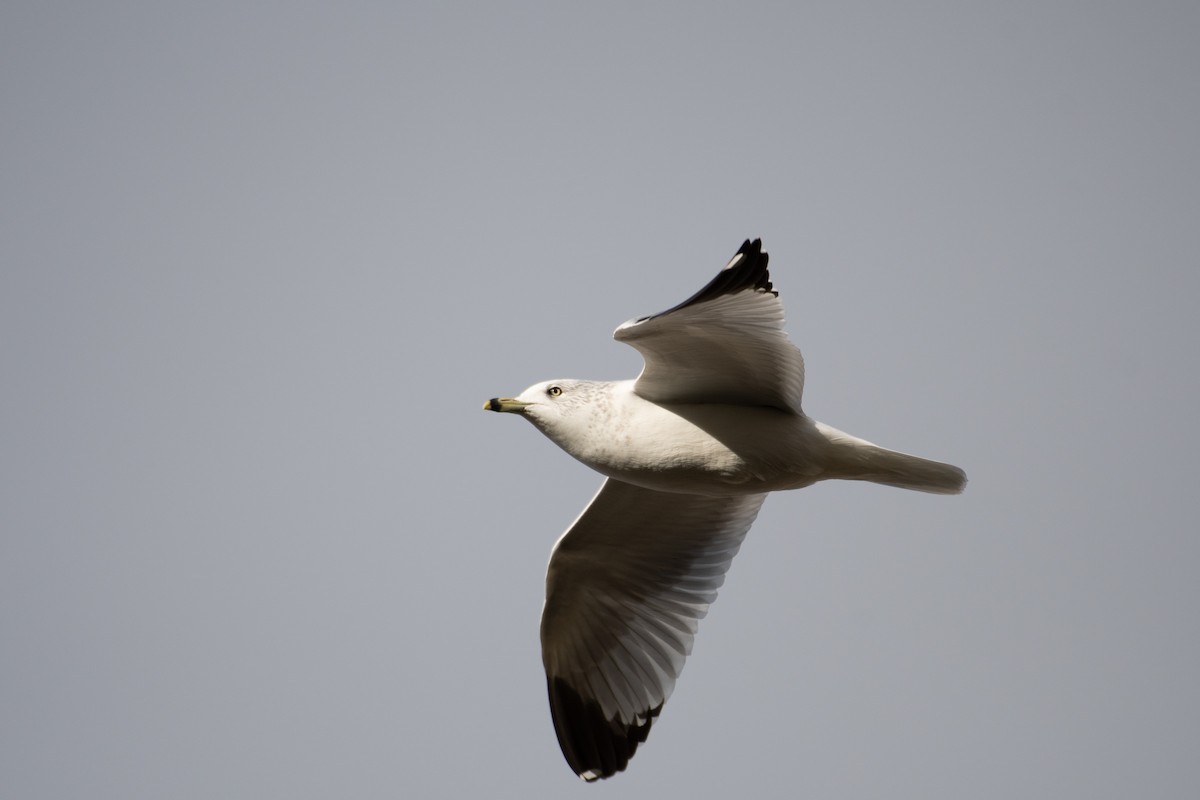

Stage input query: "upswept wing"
[
  {"left": 614, "top": 239, "right": 806, "bottom": 413},
  {"left": 540, "top": 478, "right": 766, "bottom": 781}
]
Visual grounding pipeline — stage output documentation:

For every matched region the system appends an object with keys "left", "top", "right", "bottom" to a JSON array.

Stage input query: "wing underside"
[
  {"left": 614, "top": 239, "right": 806, "bottom": 412},
  {"left": 540, "top": 478, "right": 766, "bottom": 780}
]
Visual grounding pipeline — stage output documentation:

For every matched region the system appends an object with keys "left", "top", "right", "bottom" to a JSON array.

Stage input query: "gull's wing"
[
  {"left": 541, "top": 478, "right": 766, "bottom": 781},
  {"left": 614, "top": 239, "right": 806, "bottom": 413}
]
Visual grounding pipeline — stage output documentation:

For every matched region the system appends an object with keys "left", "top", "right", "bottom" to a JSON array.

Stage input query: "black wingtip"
[
  {"left": 547, "top": 675, "right": 662, "bottom": 781},
  {"left": 642, "top": 239, "right": 775, "bottom": 321},
  {"left": 724, "top": 238, "right": 772, "bottom": 295},
  {"left": 698, "top": 238, "right": 774, "bottom": 301}
]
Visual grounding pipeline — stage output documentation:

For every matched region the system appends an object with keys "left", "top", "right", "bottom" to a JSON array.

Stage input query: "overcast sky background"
[{"left": 3, "top": 3, "right": 1198, "bottom": 798}]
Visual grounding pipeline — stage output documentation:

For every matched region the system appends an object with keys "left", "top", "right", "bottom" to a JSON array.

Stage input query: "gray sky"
[{"left": 3, "top": 2, "right": 1198, "bottom": 798}]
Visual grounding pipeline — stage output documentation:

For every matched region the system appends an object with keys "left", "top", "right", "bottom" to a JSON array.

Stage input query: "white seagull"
[{"left": 485, "top": 239, "right": 966, "bottom": 781}]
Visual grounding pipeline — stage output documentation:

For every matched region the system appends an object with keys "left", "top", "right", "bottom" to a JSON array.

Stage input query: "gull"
[{"left": 484, "top": 239, "right": 966, "bottom": 781}]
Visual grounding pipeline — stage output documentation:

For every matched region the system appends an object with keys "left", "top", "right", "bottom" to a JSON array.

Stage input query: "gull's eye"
[{"left": 547, "top": 386, "right": 563, "bottom": 397}]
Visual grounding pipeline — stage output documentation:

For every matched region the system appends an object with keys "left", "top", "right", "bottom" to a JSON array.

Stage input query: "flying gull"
[{"left": 485, "top": 239, "right": 966, "bottom": 781}]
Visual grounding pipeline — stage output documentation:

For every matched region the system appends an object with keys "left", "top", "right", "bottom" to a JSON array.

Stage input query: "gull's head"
[{"left": 484, "top": 379, "right": 608, "bottom": 442}]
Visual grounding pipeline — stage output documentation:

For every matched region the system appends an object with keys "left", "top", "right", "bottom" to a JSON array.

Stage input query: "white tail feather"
[{"left": 815, "top": 422, "right": 967, "bottom": 495}]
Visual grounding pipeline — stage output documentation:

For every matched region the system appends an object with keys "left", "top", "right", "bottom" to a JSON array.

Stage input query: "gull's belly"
[{"left": 573, "top": 400, "right": 824, "bottom": 496}]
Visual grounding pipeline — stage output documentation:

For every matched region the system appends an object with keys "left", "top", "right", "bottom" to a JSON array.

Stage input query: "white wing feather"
[
  {"left": 540, "top": 478, "right": 766, "bottom": 781},
  {"left": 614, "top": 239, "right": 805, "bottom": 413}
]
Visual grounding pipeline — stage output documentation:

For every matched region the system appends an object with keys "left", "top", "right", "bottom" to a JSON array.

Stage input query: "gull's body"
[
  {"left": 485, "top": 239, "right": 965, "bottom": 781},
  {"left": 515, "top": 378, "right": 961, "bottom": 497}
]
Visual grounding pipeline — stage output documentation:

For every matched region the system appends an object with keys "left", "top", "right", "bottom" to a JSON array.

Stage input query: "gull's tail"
[{"left": 815, "top": 422, "right": 967, "bottom": 495}]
